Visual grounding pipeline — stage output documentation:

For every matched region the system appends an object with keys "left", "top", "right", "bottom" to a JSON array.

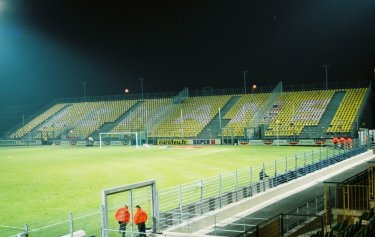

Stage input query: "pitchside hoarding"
[
  {"left": 0, "top": 140, "right": 42, "bottom": 146},
  {"left": 157, "top": 139, "right": 220, "bottom": 145}
]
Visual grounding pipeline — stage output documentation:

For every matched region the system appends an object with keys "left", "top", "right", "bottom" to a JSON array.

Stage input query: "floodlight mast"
[
  {"left": 140, "top": 77, "right": 144, "bottom": 100},
  {"left": 242, "top": 70, "right": 248, "bottom": 93},
  {"left": 82, "top": 81, "right": 87, "bottom": 101},
  {"left": 322, "top": 64, "right": 329, "bottom": 89}
]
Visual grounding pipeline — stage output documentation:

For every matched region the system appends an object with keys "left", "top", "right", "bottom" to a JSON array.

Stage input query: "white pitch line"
[{"left": 0, "top": 224, "right": 24, "bottom": 230}]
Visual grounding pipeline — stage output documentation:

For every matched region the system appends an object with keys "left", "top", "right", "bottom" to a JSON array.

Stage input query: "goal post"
[
  {"left": 99, "top": 132, "right": 138, "bottom": 148},
  {"left": 101, "top": 180, "right": 158, "bottom": 237}
]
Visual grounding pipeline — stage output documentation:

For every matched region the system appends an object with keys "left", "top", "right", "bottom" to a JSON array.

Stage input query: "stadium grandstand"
[{"left": 4, "top": 81, "right": 372, "bottom": 146}]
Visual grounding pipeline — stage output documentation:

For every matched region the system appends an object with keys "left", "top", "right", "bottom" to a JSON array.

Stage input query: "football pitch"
[{"left": 0, "top": 145, "right": 321, "bottom": 236}]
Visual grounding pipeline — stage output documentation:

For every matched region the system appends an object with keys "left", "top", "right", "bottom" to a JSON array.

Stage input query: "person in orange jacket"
[
  {"left": 115, "top": 205, "right": 130, "bottom": 237},
  {"left": 346, "top": 137, "right": 353, "bottom": 149},
  {"left": 332, "top": 137, "right": 339, "bottom": 148},
  {"left": 339, "top": 137, "right": 345, "bottom": 149},
  {"left": 134, "top": 205, "right": 148, "bottom": 237}
]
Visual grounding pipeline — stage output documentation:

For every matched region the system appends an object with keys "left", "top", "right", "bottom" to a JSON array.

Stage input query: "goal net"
[
  {"left": 101, "top": 180, "right": 157, "bottom": 237},
  {"left": 99, "top": 132, "right": 139, "bottom": 147}
]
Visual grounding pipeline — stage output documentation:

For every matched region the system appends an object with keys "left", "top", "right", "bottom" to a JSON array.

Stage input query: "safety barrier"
[{"left": 157, "top": 143, "right": 367, "bottom": 232}]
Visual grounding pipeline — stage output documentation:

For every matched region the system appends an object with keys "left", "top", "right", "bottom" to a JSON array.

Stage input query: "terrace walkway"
[{"left": 159, "top": 150, "right": 374, "bottom": 237}]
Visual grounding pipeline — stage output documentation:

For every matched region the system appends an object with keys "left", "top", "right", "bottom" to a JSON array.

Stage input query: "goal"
[
  {"left": 99, "top": 132, "right": 139, "bottom": 148},
  {"left": 101, "top": 180, "right": 157, "bottom": 237}
]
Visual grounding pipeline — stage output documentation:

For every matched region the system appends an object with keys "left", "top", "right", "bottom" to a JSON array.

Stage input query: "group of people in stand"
[
  {"left": 332, "top": 136, "right": 353, "bottom": 149},
  {"left": 114, "top": 205, "right": 148, "bottom": 237}
]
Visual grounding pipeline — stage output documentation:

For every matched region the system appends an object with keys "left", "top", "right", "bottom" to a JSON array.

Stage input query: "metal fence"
[
  {"left": 282, "top": 214, "right": 324, "bottom": 237},
  {"left": 52, "top": 80, "right": 370, "bottom": 104},
  {"left": 1, "top": 211, "right": 102, "bottom": 237},
  {"left": 288, "top": 195, "right": 325, "bottom": 216},
  {"left": 157, "top": 143, "right": 367, "bottom": 231},
  {"left": 162, "top": 196, "right": 325, "bottom": 237}
]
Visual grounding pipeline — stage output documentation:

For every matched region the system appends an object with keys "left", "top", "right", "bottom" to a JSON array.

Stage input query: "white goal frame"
[
  {"left": 101, "top": 180, "right": 157, "bottom": 237},
  {"left": 99, "top": 132, "right": 138, "bottom": 148}
]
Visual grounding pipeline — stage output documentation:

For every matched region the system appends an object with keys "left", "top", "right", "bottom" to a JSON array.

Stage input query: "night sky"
[{"left": 1, "top": 0, "right": 375, "bottom": 135}]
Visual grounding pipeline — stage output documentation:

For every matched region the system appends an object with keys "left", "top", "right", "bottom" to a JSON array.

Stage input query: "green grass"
[{"left": 0, "top": 145, "right": 319, "bottom": 236}]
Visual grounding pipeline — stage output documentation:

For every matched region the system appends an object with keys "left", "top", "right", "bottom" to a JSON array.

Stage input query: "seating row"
[
  {"left": 112, "top": 98, "right": 172, "bottom": 132},
  {"left": 37, "top": 100, "right": 137, "bottom": 139},
  {"left": 222, "top": 93, "right": 268, "bottom": 136},
  {"left": 152, "top": 95, "right": 231, "bottom": 137},
  {"left": 327, "top": 88, "right": 367, "bottom": 133},
  {"left": 10, "top": 103, "right": 67, "bottom": 138},
  {"left": 265, "top": 90, "right": 334, "bottom": 137}
]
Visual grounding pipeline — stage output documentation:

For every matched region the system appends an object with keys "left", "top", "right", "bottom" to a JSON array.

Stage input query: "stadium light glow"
[
  {"left": 251, "top": 84, "right": 257, "bottom": 92},
  {"left": 0, "top": 0, "right": 7, "bottom": 14}
]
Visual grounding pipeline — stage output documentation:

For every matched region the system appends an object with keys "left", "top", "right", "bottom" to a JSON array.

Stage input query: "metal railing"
[
  {"left": 248, "top": 81, "right": 282, "bottom": 130},
  {"left": 283, "top": 80, "right": 370, "bottom": 92},
  {"left": 157, "top": 142, "right": 367, "bottom": 231},
  {"left": 282, "top": 214, "right": 324, "bottom": 237},
  {"left": 51, "top": 80, "right": 370, "bottom": 104},
  {"left": 162, "top": 195, "right": 325, "bottom": 236},
  {"left": 350, "top": 81, "right": 372, "bottom": 137},
  {"left": 1, "top": 211, "right": 102, "bottom": 237}
]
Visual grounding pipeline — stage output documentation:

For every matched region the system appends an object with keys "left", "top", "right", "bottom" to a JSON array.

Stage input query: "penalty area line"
[{"left": 0, "top": 224, "right": 25, "bottom": 230}]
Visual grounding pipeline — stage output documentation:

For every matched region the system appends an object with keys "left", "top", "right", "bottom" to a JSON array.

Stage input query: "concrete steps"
[{"left": 197, "top": 96, "right": 240, "bottom": 139}]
